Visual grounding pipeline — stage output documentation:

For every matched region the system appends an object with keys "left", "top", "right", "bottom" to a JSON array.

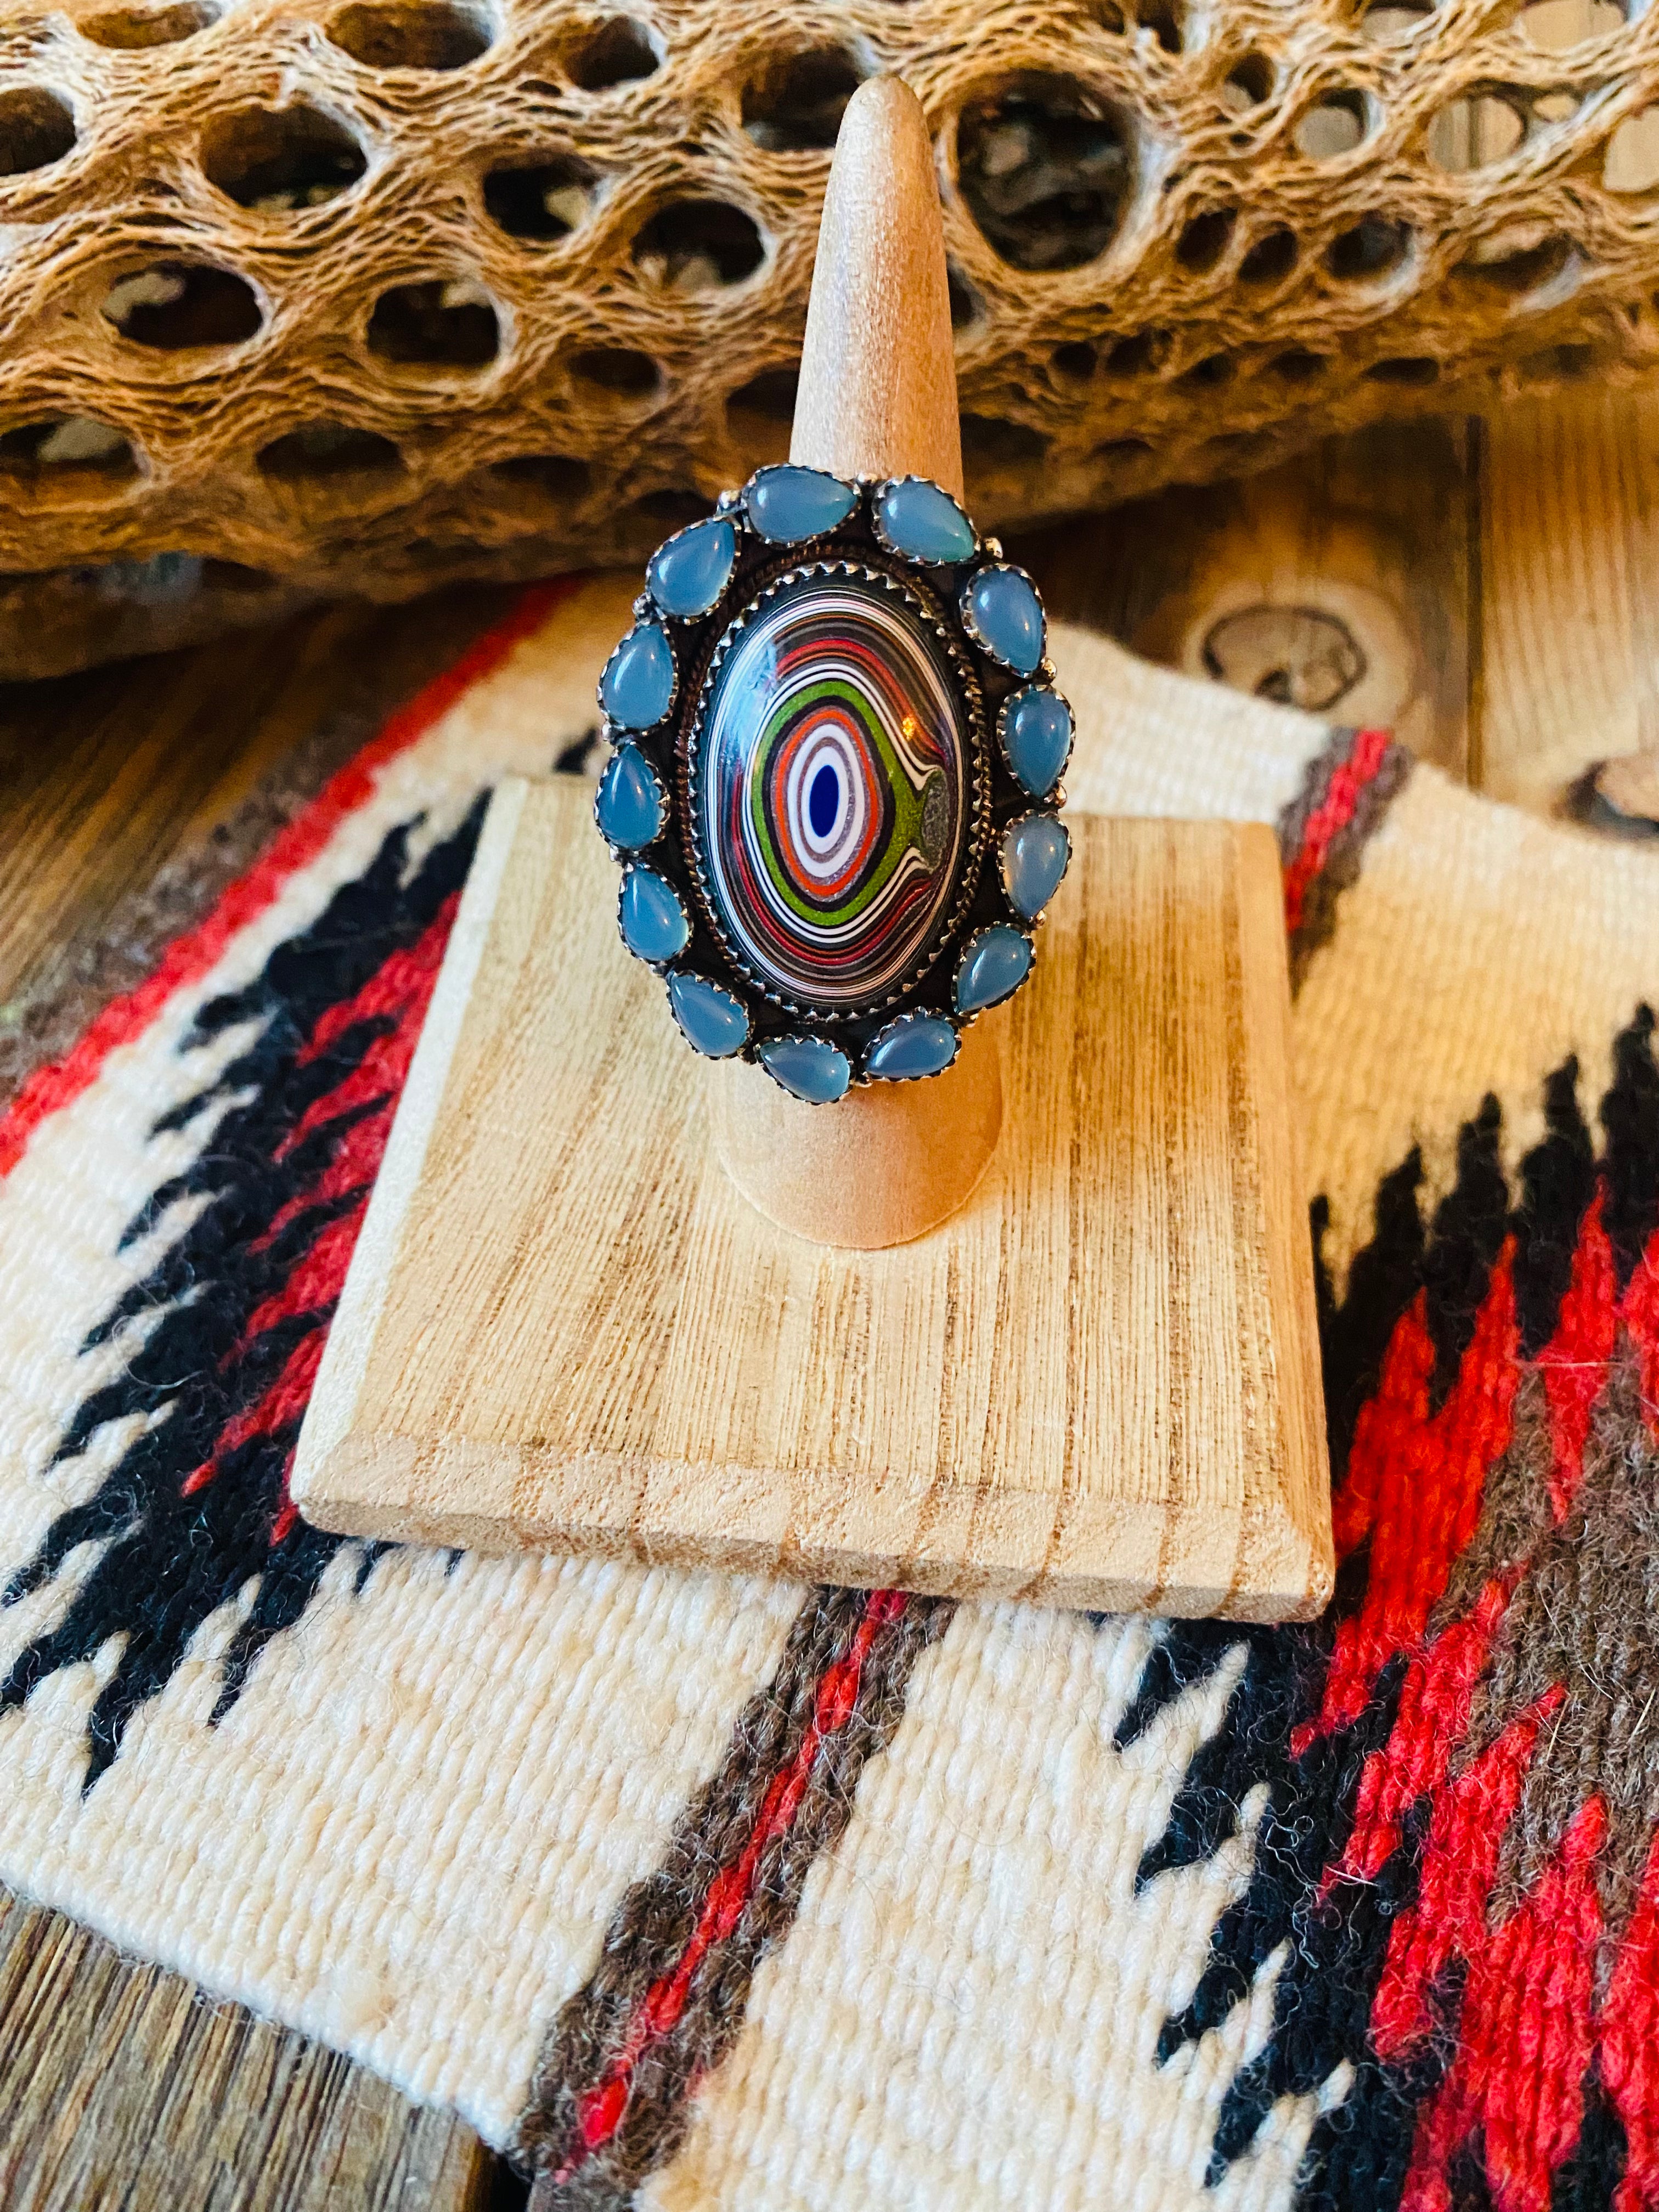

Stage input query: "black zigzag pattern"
[
  {"left": 1118, "top": 1007, "right": 1659, "bottom": 2211},
  {"left": 2, "top": 801, "right": 484, "bottom": 1789}
]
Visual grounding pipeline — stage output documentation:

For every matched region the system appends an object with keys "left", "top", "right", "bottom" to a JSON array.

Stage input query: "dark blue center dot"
[{"left": 808, "top": 761, "right": 840, "bottom": 840}]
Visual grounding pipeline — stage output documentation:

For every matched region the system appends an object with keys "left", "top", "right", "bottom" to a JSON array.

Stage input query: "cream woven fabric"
[{"left": 3, "top": 579, "right": 1658, "bottom": 2211}]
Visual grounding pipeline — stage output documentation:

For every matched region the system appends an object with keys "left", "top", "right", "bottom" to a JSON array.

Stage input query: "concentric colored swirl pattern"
[{"left": 693, "top": 568, "right": 974, "bottom": 1010}]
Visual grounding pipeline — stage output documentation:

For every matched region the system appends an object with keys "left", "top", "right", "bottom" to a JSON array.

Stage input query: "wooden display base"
[{"left": 291, "top": 775, "right": 1333, "bottom": 1620}]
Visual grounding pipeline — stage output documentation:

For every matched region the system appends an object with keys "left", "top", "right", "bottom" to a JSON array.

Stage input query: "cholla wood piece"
[
  {"left": 5, "top": 0, "right": 1659, "bottom": 630},
  {"left": 291, "top": 774, "right": 1333, "bottom": 1621}
]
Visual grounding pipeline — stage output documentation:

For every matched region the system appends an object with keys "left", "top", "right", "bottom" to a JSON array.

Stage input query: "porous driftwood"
[{"left": 4, "top": 0, "right": 1659, "bottom": 633}]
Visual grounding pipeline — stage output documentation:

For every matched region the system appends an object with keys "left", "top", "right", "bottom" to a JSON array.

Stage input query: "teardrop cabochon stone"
[
  {"left": 668, "top": 971, "right": 750, "bottom": 1058},
  {"left": 647, "top": 516, "right": 737, "bottom": 621},
  {"left": 618, "top": 865, "right": 690, "bottom": 964},
  {"left": 745, "top": 464, "right": 859, "bottom": 544},
  {"left": 998, "top": 686, "right": 1074, "bottom": 799},
  {"left": 865, "top": 1012, "right": 960, "bottom": 1082},
  {"left": 873, "top": 476, "right": 976, "bottom": 566},
  {"left": 599, "top": 621, "right": 676, "bottom": 730},
  {"left": 962, "top": 563, "right": 1046, "bottom": 677},
  {"left": 596, "top": 742, "right": 665, "bottom": 851},
  {"left": 757, "top": 1036, "right": 852, "bottom": 1105},
  {"left": 955, "top": 924, "right": 1034, "bottom": 1015},
  {"left": 1001, "top": 812, "right": 1071, "bottom": 921}
]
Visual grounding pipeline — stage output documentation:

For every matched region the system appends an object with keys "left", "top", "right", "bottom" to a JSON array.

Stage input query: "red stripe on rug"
[
  {"left": 1282, "top": 724, "right": 1393, "bottom": 939},
  {"left": 0, "top": 577, "right": 574, "bottom": 1182},
  {"left": 557, "top": 1585, "right": 910, "bottom": 2181},
  {"left": 183, "top": 900, "right": 464, "bottom": 1530},
  {"left": 1290, "top": 1244, "right": 1520, "bottom": 1757}
]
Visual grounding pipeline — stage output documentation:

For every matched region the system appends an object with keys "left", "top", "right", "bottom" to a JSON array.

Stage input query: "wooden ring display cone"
[{"left": 712, "top": 78, "right": 1002, "bottom": 1251}]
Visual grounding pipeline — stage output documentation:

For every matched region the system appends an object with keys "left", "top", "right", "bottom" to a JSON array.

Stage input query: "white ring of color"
[{"left": 781, "top": 719, "right": 870, "bottom": 891}]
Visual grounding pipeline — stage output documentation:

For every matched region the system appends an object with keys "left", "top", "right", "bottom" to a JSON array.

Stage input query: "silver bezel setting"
[
  {"left": 994, "top": 683, "right": 1074, "bottom": 802},
  {"left": 958, "top": 561, "right": 1048, "bottom": 676},
  {"left": 616, "top": 861, "right": 690, "bottom": 968},
  {"left": 755, "top": 1032, "right": 854, "bottom": 1107},
  {"left": 741, "top": 462, "right": 860, "bottom": 545},
  {"left": 644, "top": 514, "right": 739, "bottom": 624},
  {"left": 868, "top": 474, "right": 980, "bottom": 568},
  {"left": 999, "top": 808, "right": 1071, "bottom": 924},
  {"left": 596, "top": 619, "right": 679, "bottom": 733},
  {"left": 862, "top": 1008, "right": 961, "bottom": 1083},
  {"left": 665, "top": 967, "right": 751, "bottom": 1058},
  {"left": 593, "top": 739, "right": 669, "bottom": 855},
  {"left": 950, "top": 922, "right": 1037, "bottom": 1023}
]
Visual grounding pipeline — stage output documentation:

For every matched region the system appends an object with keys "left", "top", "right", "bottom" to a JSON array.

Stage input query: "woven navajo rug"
[{"left": 3, "top": 574, "right": 1659, "bottom": 2212}]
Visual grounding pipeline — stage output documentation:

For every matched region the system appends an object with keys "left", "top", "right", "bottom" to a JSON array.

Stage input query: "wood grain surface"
[
  {"left": 1011, "top": 390, "right": 1659, "bottom": 828},
  {"left": 788, "top": 77, "right": 964, "bottom": 501},
  {"left": 292, "top": 779, "right": 1331, "bottom": 1618},
  {"left": 1479, "top": 390, "right": 1659, "bottom": 816},
  {"left": 1011, "top": 416, "right": 1476, "bottom": 780},
  {"left": 0, "top": 584, "right": 515, "bottom": 1100},
  {"left": 0, "top": 1889, "right": 494, "bottom": 2212}
]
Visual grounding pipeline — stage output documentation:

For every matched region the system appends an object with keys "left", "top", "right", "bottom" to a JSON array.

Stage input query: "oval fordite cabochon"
[
  {"left": 692, "top": 566, "right": 976, "bottom": 1012},
  {"left": 593, "top": 470, "right": 1071, "bottom": 1094}
]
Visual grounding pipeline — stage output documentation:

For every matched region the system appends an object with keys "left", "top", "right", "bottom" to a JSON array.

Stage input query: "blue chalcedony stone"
[
  {"left": 647, "top": 516, "right": 736, "bottom": 620},
  {"left": 955, "top": 925, "right": 1033, "bottom": 1014},
  {"left": 599, "top": 621, "right": 675, "bottom": 729},
  {"left": 964, "top": 565, "right": 1045, "bottom": 675},
  {"left": 619, "top": 866, "right": 689, "bottom": 963},
  {"left": 1001, "top": 687, "right": 1073, "bottom": 797},
  {"left": 876, "top": 477, "right": 975, "bottom": 566},
  {"left": 758, "top": 1036, "right": 851, "bottom": 1104},
  {"left": 865, "top": 1014, "right": 958, "bottom": 1082},
  {"left": 596, "top": 743, "right": 663, "bottom": 849},
  {"left": 668, "top": 972, "right": 749, "bottom": 1058},
  {"left": 1002, "top": 813, "right": 1071, "bottom": 920},
  {"left": 746, "top": 465, "right": 857, "bottom": 543}
]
